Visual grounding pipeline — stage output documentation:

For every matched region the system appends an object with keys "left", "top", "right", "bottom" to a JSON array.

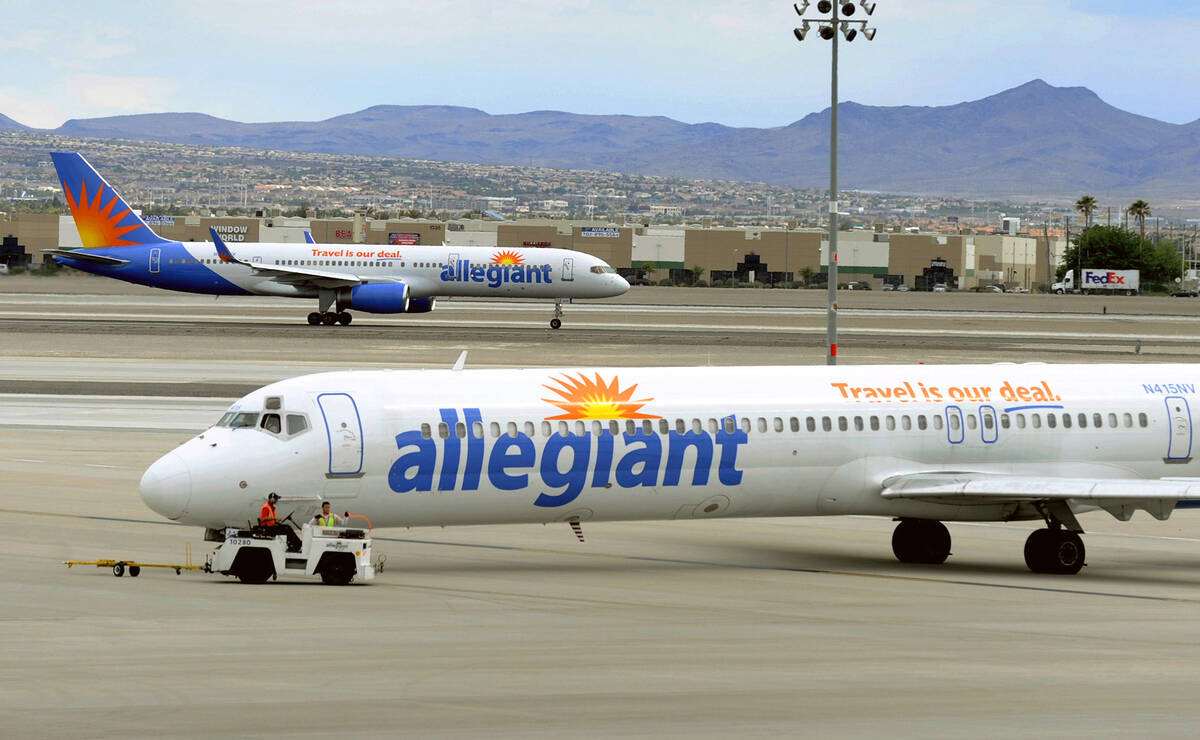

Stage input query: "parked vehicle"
[{"left": 1052, "top": 269, "right": 1139, "bottom": 296}]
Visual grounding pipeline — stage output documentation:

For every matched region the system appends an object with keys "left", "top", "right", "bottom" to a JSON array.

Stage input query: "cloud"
[
  {"left": 0, "top": 90, "right": 65, "bottom": 129},
  {"left": 62, "top": 75, "right": 182, "bottom": 116}
]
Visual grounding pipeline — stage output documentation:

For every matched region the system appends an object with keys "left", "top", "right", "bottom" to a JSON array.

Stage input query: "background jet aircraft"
[{"left": 46, "top": 152, "right": 628, "bottom": 326}]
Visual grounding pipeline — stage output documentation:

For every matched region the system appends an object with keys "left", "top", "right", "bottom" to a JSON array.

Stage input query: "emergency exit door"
[{"left": 149, "top": 248, "right": 161, "bottom": 274}]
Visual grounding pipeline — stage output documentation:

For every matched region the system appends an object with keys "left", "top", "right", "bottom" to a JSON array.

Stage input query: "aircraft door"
[
  {"left": 149, "top": 248, "right": 161, "bottom": 274},
  {"left": 562, "top": 257, "right": 574, "bottom": 281},
  {"left": 945, "top": 406, "right": 964, "bottom": 444},
  {"left": 448, "top": 252, "right": 459, "bottom": 277},
  {"left": 1165, "top": 396, "right": 1193, "bottom": 462},
  {"left": 317, "top": 393, "right": 364, "bottom": 479}
]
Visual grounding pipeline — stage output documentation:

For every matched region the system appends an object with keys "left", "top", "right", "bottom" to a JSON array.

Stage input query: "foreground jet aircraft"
[
  {"left": 46, "top": 152, "right": 628, "bottom": 327},
  {"left": 141, "top": 362, "right": 1200, "bottom": 577}
]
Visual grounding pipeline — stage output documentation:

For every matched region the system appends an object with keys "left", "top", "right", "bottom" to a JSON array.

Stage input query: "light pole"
[{"left": 793, "top": 0, "right": 877, "bottom": 365}]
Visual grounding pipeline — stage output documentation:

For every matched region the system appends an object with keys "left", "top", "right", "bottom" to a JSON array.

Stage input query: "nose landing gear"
[{"left": 550, "top": 299, "right": 565, "bottom": 329}]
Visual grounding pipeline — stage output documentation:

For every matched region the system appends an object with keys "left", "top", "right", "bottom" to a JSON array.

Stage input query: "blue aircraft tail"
[{"left": 50, "top": 152, "right": 169, "bottom": 249}]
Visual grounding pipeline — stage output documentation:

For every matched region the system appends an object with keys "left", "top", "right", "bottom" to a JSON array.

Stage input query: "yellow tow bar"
[{"left": 65, "top": 543, "right": 204, "bottom": 577}]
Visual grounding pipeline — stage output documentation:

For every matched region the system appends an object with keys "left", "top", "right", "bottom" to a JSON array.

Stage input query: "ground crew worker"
[
  {"left": 314, "top": 501, "right": 342, "bottom": 527},
  {"left": 258, "top": 492, "right": 302, "bottom": 552}
]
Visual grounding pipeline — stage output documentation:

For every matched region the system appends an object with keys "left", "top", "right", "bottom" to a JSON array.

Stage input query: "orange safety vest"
[{"left": 259, "top": 501, "right": 277, "bottom": 526}]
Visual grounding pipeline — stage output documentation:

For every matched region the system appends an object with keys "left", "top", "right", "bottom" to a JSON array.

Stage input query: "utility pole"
[{"left": 793, "top": 0, "right": 877, "bottom": 365}]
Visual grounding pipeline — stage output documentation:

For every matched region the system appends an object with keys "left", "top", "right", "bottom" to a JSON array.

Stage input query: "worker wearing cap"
[
  {"left": 314, "top": 501, "right": 342, "bottom": 527},
  {"left": 258, "top": 492, "right": 301, "bottom": 552}
]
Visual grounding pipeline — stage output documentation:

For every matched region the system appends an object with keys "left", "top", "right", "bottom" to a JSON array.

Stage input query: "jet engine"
[{"left": 347, "top": 282, "right": 409, "bottom": 313}]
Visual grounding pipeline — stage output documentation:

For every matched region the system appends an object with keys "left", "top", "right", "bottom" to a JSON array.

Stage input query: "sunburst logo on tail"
[
  {"left": 542, "top": 373, "right": 660, "bottom": 420},
  {"left": 491, "top": 250, "right": 525, "bottom": 265},
  {"left": 63, "top": 179, "right": 139, "bottom": 248}
]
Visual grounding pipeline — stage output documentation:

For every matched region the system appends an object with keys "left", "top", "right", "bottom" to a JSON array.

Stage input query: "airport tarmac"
[{"left": 5, "top": 277, "right": 1200, "bottom": 737}]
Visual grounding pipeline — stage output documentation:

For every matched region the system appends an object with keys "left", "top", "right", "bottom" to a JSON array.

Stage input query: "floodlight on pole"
[{"left": 791, "top": 0, "right": 878, "bottom": 365}]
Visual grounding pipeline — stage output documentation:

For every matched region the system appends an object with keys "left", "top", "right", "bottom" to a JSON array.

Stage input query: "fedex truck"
[{"left": 1052, "top": 269, "right": 1139, "bottom": 295}]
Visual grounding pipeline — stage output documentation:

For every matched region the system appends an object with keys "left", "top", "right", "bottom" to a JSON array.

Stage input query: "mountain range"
[{"left": 7, "top": 80, "right": 1200, "bottom": 199}]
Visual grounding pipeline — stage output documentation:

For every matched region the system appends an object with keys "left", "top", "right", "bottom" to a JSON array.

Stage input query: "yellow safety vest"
[{"left": 317, "top": 514, "right": 338, "bottom": 526}]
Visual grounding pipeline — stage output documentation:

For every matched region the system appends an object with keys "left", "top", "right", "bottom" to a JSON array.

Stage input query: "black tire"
[
  {"left": 319, "top": 556, "right": 355, "bottom": 585},
  {"left": 1025, "top": 529, "right": 1084, "bottom": 574},
  {"left": 307, "top": 312, "right": 322, "bottom": 325},
  {"left": 112, "top": 563, "right": 125, "bottom": 577},
  {"left": 1024, "top": 529, "right": 1054, "bottom": 573},
  {"left": 891, "top": 519, "right": 951, "bottom": 564},
  {"left": 321, "top": 312, "right": 337, "bottom": 326},
  {"left": 234, "top": 549, "right": 274, "bottom": 584},
  {"left": 129, "top": 565, "right": 141, "bottom": 577},
  {"left": 550, "top": 318, "right": 562, "bottom": 329},
  {"left": 337, "top": 312, "right": 352, "bottom": 326}
]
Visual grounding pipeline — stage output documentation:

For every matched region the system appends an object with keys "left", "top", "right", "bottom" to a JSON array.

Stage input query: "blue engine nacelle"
[
  {"left": 348, "top": 282, "right": 409, "bottom": 313},
  {"left": 405, "top": 297, "right": 436, "bottom": 314}
]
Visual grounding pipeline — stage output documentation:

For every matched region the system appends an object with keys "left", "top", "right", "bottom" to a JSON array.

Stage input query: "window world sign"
[
  {"left": 212, "top": 225, "right": 249, "bottom": 241},
  {"left": 580, "top": 227, "right": 620, "bottom": 238}
]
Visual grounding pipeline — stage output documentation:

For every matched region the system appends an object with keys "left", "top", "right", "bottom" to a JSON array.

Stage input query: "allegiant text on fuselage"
[
  {"left": 440, "top": 259, "right": 553, "bottom": 288},
  {"left": 388, "top": 408, "right": 749, "bottom": 507}
]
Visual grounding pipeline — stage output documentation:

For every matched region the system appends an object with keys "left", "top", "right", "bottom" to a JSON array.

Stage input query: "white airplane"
[
  {"left": 140, "top": 361, "right": 1200, "bottom": 576},
  {"left": 44, "top": 152, "right": 629, "bottom": 327}
]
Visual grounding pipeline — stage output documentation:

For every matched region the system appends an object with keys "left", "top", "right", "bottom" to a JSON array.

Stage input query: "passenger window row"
[
  {"left": 272, "top": 259, "right": 390, "bottom": 268},
  {"left": 415, "top": 410, "right": 1151, "bottom": 440}
]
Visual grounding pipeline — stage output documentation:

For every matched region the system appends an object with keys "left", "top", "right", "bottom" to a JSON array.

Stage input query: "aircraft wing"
[
  {"left": 43, "top": 248, "right": 131, "bottom": 266},
  {"left": 881, "top": 471, "right": 1200, "bottom": 522},
  {"left": 210, "top": 228, "right": 365, "bottom": 288}
]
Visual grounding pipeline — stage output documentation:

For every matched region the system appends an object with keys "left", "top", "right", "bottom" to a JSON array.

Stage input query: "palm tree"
[
  {"left": 689, "top": 264, "right": 705, "bottom": 286},
  {"left": 1129, "top": 199, "right": 1151, "bottom": 245},
  {"left": 1074, "top": 195, "right": 1097, "bottom": 229}
]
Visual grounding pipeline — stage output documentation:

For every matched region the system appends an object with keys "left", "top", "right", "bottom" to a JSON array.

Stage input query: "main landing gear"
[
  {"left": 550, "top": 299, "right": 565, "bottom": 329},
  {"left": 890, "top": 503, "right": 1086, "bottom": 575},
  {"left": 307, "top": 311, "right": 352, "bottom": 326}
]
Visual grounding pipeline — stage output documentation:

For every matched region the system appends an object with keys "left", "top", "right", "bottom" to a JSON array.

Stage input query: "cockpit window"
[
  {"left": 216, "top": 412, "right": 236, "bottom": 427},
  {"left": 229, "top": 412, "right": 260, "bottom": 429},
  {"left": 590, "top": 265, "right": 615, "bottom": 274},
  {"left": 286, "top": 414, "right": 309, "bottom": 435},
  {"left": 261, "top": 413, "right": 282, "bottom": 434}
]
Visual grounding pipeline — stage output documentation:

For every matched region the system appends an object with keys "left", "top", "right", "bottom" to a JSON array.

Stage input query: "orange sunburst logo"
[
  {"left": 542, "top": 373, "right": 660, "bottom": 420},
  {"left": 62, "top": 179, "right": 139, "bottom": 248},
  {"left": 491, "top": 250, "right": 525, "bottom": 265}
]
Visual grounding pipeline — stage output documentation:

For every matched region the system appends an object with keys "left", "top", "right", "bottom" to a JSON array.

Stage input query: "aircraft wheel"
[
  {"left": 307, "top": 312, "right": 322, "bottom": 325},
  {"left": 550, "top": 318, "right": 562, "bottom": 329},
  {"left": 1025, "top": 529, "right": 1085, "bottom": 574},
  {"left": 129, "top": 565, "right": 141, "bottom": 577},
  {"left": 337, "top": 312, "right": 352, "bottom": 326},
  {"left": 321, "top": 312, "right": 337, "bottom": 326},
  {"left": 891, "top": 519, "right": 951, "bottom": 564},
  {"left": 112, "top": 563, "right": 125, "bottom": 577}
]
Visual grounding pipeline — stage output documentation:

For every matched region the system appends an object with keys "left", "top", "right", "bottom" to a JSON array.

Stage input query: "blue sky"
[{"left": 2, "top": 0, "right": 1199, "bottom": 129}]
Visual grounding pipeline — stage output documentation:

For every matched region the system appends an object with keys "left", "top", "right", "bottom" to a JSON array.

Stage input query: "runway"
[{"left": 6, "top": 279, "right": 1200, "bottom": 737}]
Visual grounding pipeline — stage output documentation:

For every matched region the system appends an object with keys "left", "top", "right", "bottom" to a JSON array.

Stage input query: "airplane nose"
[
  {"left": 614, "top": 274, "right": 630, "bottom": 294},
  {"left": 139, "top": 451, "right": 192, "bottom": 520}
]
